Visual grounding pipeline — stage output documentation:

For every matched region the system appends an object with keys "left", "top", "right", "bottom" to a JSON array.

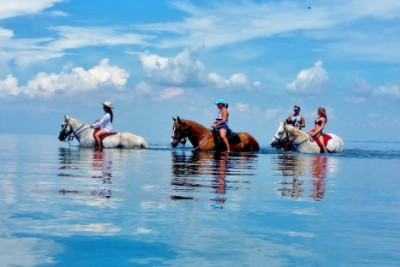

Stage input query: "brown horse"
[{"left": 171, "top": 117, "right": 260, "bottom": 152}]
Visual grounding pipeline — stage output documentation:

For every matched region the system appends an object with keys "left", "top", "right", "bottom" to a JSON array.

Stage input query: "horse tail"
[
  {"left": 247, "top": 134, "right": 260, "bottom": 151},
  {"left": 141, "top": 139, "right": 149, "bottom": 149}
]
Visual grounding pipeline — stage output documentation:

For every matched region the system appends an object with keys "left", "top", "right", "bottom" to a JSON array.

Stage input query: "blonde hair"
[{"left": 318, "top": 107, "right": 327, "bottom": 123}]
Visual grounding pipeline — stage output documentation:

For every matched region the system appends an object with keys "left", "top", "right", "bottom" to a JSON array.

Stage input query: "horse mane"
[
  {"left": 287, "top": 125, "right": 308, "bottom": 139},
  {"left": 181, "top": 119, "right": 208, "bottom": 132},
  {"left": 69, "top": 117, "right": 87, "bottom": 126}
]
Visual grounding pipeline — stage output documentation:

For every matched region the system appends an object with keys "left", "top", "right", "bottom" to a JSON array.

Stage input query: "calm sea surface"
[{"left": 1, "top": 134, "right": 400, "bottom": 266}]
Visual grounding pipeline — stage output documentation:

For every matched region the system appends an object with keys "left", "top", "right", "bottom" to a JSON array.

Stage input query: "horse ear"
[
  {"left": 177, "top": 116, "right": 182, "bottom": 124},
  {"left": 172, "top": 117, "right": 176, "bottom": 121},
  {"left": 64, "top": 114, "right": 70, "bottom": 121}
]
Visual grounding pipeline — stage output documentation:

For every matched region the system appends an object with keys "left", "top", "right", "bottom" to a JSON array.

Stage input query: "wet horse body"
[
  {"left": 271, "top": 122, "right": 344, "bottom": 153},
  {"left": 171, "top": 117, "right": 259, "bottom": 152},
  {"left": 59, "top": 115, "right": 148, "bottom": 149}
]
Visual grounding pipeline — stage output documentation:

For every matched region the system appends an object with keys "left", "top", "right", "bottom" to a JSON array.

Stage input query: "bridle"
[
  {"left": 60, "top": 121, "right": 88, "bottom": 144},
  {"left": 274, "top": 125, "right": 290, "bottom": 145},
  {"left": 274, "top": 124, "right": 313, "bottom": 148},
  {"left": 171, "top": 125, "right": 189, "bottom": 146},
  {"left": 171, "top": 124, "right": 212, "bottom": 150}
]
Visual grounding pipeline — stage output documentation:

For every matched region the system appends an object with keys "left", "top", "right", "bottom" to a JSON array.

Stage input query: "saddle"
[
  {"left": 212, "top": 128, "right": 241, "bottom": 147},
  {"left": 312, "top": 134, "right": 332, "bottom": 148},
  {"left": 93, "top": 128, "right": 117, "bottom": 141}
]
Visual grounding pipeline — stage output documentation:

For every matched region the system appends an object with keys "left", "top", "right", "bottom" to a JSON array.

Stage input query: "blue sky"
[{"left": 1, "top": 0, "right": 400, "bottom": 143}]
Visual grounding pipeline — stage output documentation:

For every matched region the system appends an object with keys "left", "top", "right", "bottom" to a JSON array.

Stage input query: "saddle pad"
[
  {"left": 312, "top": 134, "right": 332, "bottom": 147},
  {"left": 93, "top": 128, "right": 117, "bottom": 140},
  {"left": 227, "top": 131, "right": 241, "bottom": 144}
]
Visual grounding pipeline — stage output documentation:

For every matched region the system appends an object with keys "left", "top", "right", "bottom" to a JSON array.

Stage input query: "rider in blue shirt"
[{"left": 212, "top": 99, "right": 230, "bottom": 152}]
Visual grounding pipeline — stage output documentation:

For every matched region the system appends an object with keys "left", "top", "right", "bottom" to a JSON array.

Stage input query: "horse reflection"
[
  {"left": 171, "top": 151, "right": 257, "bottom": 208},
  {"left": 58, "top": 148, "right": 113, "bottom": 198},
  {"left": 274, "top": 154, "right": 306, "bottom": 199},
  {"left": 274, "top": 153, "right": 339, "bottom": 201}
]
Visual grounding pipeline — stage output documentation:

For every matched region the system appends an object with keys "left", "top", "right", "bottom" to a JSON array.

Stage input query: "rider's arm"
[
  {"left": 92, "top": 114, "right": 109, "bottom": 128},
  {"left": 311, "top": 118, "right": 326, "bottom": 136},
  {"left": 299, "top": 116, "right": 306, "bottom": 128}
]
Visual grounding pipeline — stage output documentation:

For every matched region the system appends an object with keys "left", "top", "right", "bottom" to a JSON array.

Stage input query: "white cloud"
[
  {"left": 0, "top": 58, "right": 129, "bottom": 98},
  {"left": 235, "top": 103, "right": 250, "bottom": 112},
  {"left": 0, "top": 26, "right": 152, "bottom": 66},
  {"left": 265, "top": 108, "right": 284, "bottom": 121},
  {"left": 140, "top": 47, "right": 207, "bottom": 86},
  {"left": 138, "top": 1, "right": 400, "bottom": 50},
  {"left": 48, "top": 26, "right": 149, "bottom": 51},
  {"left": 158, "top": 87, "right": 184, "bottom": 101},
  {"left": 345, "top": 96, "right": 366, "bottom": 104},
  {"left": 0, "top": 0, "right": 62, "bottom": 20},
  {"left": 0, "top": 74, "right": 21, "bottom": 97},
  {"left": 135, "top": 81, "right": 153, "bottom": 95},
  {"left": 374, "top": 85, "right": 400, "bottom": 99},
  {"left": 287, "top": 61, "right": 330, "bottom": 95},
  {"left": 0, "top": 28, "right": 13, "bottom": 39},
  {"left": 140, "top": 48, "right": 255, "bottom": 90}
]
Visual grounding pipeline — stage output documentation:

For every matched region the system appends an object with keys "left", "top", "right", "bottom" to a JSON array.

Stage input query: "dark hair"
[{"left": 104, "top": 106, "right": 113, "bottom": 122}]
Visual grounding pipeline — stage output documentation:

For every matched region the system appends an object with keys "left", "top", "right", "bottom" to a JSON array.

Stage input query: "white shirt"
[{"left": 92, "top": 113, "right": 112, "bottom": 132}]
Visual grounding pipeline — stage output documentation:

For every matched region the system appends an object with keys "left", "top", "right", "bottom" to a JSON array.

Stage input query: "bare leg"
[
  {"left": 95, "top": 129, "right": 107, "bottom": 149},
  {"left": 318, "top": 134, "right": 328, "bottom": 153},
  {"left": 219, "top": 129, "right": 230, "bottom": 152}
]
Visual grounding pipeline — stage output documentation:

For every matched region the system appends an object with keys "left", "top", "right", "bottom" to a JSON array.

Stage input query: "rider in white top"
[
  {"left": 286, "top": 105, "right": 305, "bottom": 130},
  {"left": 92, "top": 113, "right": 112, "bottom": 132},
  {"left": 90, "top": 101, "right": 114, "bottom": 150},
  {"left": 285, "top": 105, "right": 306, "bottom": 150}
]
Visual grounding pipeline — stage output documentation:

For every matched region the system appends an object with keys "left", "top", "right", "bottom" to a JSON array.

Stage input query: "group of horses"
[{"left": 59, "top": 115, "right": 344, "bottom": 153}]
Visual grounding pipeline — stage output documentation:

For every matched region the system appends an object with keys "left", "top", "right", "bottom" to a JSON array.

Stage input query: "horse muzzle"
[
  {"left": 171, "top": 138, "right": 179, "bottom": 148},
  {"left": 58, "top": 132, "right": 65, "bottom": 141}
]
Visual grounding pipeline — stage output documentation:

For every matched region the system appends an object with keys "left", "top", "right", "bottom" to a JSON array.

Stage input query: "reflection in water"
[
  {"left": 171, "top": 151, "right": 258, "bottom": 208},
  {"left": 274, "top": 153, "right": 340, "bottom": 201},
  {"left": 58, "top": 147, "right": 113, "bottom": 198},
  {"left": 310, "top": 155, "right": 328, "bottom": 200},
  {"left": 213, "top": 153, "right": 228, "bottom": 206}
]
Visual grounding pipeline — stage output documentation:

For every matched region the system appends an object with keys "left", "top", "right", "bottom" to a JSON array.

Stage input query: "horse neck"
[
  {"left": 69, "top": 118, "right": 91, "bottom": 140},
  {"left": 70, "top": 118, "right": 86, "bottom": 130},
  {"left": 184, "top": 120, "right": 209, "bottom": 147},
  {"left": 287, "top": 126, "right": 308, "bottom": 142}
]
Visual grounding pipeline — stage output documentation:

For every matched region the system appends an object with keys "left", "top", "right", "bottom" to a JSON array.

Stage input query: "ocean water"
[{"left": 0, "top": 134, "right": 400, "bottom": 266}]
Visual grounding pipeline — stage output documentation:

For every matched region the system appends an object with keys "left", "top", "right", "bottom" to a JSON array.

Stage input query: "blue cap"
[{"left": 215, "top": 98, "right": 226, "bottom": 105}]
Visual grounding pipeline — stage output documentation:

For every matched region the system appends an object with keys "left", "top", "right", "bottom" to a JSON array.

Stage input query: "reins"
[
  {"left": 193, "top": 129, "right": 212, "bottom": 151},
  {"left": 172, "top": 124, "right": 213, "bottom": 151},
  {"left": 276, "top": 125, "right": 313, "bottom": 148},
  {"left": 64, "top": 123, "right": 89, "bottom": 145}
]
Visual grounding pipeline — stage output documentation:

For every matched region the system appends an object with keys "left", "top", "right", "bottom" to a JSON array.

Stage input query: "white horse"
[
  {"left": 58, "top": 115, "right": 148, "bottom": 149},
  {"left": 270, "top": 122, "right": 344, "bottom": 153}
]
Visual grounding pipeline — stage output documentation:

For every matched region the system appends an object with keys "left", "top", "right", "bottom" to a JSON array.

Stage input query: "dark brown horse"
[{"left": 171, "top": 117, "right": 260, "bottom": 152}]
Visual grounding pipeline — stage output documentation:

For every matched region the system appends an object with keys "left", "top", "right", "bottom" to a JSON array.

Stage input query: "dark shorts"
[{"left": 216, "top": 124, "right": 230, "bottom": 131}]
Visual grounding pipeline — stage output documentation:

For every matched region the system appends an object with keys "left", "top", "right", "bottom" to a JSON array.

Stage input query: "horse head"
[
  {"left": 58, "top": 115, "right": 73, "bottom": 141},
  {"left": 270, "top": 122, "right": 290, "bottom": 148},
  {"left": 171, "top": 116, "right": 190, "bottom": 148}
]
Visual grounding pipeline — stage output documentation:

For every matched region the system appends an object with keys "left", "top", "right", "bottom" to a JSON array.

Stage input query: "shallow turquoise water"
[{"left": 0, "top": 135, "right": 400, "bottom": 266}]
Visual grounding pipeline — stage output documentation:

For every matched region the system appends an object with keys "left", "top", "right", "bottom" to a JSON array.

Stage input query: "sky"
[{"left": 1, "top": 0, "right": 400, "bottom": 144}]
